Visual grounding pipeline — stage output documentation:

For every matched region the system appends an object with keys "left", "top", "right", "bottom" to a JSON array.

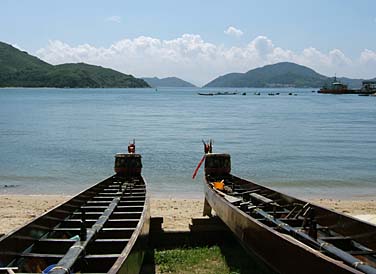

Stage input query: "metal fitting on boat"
[
  {"left": 352, "top": 261, "right": 365, "bottom": 268},
  {"left": 50, "top": 266, "right": 70, "bottom": 274}
]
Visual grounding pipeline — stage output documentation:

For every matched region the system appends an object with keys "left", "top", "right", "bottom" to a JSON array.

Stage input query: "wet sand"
[{"left": 0, "top": 195, "right": 375, "bottom": 235}]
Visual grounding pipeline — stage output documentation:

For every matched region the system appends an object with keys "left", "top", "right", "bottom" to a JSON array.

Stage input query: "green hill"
[
  {"left": 142, "top": 77, "right": 196, "bottom": 87},
  {"left": 0, "top": 42, "right": 52, "bottom": 73},
  {"left": 0, "top": 41, "right": 149, "bottom": 88},
  {"left": 204, "top": 62, "right": 329, "bottom": 88}
]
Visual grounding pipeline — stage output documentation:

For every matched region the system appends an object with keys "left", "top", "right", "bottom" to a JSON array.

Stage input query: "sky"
[{"left": 1, "top": 0, "right": 376, "bottom": 86}]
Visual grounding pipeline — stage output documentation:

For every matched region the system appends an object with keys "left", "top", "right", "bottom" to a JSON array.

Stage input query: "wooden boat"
[
  {"left": 0, "top": 143, "right": 150, "bottom": 274},
  {"left": 202, "top": 145, "right": 376, "bottom": 274},
  {"left": 198, "top": 92, "right": 214, "bottom": 96}
]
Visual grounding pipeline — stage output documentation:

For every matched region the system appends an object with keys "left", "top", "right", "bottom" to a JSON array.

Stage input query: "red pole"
[{"left": 192, "top": 154, "right": 206, "bottom": 179}]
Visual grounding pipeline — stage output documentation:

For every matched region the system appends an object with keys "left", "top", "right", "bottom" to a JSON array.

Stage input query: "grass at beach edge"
[{"left": 147, "top": 244, "right": 274, "bottom": 274}]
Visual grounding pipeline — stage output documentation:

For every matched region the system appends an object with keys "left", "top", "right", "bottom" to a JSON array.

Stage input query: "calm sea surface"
[{"left": 0, "top": 87, "right": 375, "bottom": 199}]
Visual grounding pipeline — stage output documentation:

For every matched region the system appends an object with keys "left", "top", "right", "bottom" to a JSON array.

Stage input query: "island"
[
  {"left": 204, "top": 62, "right": 375, "bottom": 89},
  {"left": 0, "top": 41, "right": 149, "bottom": 88}
]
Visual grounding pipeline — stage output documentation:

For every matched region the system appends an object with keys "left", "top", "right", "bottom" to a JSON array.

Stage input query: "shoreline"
[{"left": 0, "top": 194, "right": 375, "bottom": 235}]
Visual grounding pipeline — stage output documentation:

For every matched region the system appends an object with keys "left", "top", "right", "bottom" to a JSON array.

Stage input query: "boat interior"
[
  {"left": 0, "top": 175, "right": 146, "bottom": 273},
  {"left": 206, "top": 173, "right": 376, "bottom": 271}
]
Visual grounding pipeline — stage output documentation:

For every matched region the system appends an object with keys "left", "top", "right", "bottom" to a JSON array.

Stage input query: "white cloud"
[
  {"left": 106, "top": 16, "right": 121, "bottom": 23},
  {"left": 36, "top": 35, "right": 376, "bottom": 86},
  {"left": 249, "top": 36, "right": 274, "bottom": 56},
  {"left": 360, "top": 49, "right": 376, "bottom": 64},
  {"left": 224, "top": 26, "right": 244, "bottom": 37}
]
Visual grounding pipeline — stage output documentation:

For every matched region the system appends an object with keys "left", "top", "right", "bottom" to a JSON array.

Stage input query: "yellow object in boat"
[{"left": 213, "top": 180, "right": 224, "bottom": 190}]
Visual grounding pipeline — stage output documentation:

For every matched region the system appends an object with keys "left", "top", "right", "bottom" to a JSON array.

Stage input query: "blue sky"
[{"left": 1, "top": 0, "right": 376, "bottom": 85}]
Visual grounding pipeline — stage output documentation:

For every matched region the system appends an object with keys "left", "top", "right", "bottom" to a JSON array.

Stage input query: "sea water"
[{"left": 0, "top": 87, "right": 375, "bottom": 199}]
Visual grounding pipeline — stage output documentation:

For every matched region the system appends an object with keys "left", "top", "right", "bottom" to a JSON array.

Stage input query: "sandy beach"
[{"left": 0, "top": 195, "right": 375, "bottom": 235}]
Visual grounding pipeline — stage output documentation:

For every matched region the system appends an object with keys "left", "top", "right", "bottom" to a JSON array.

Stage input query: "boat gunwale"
[{"left": 108, "top": 176, "right": 150, "bottom": 274}]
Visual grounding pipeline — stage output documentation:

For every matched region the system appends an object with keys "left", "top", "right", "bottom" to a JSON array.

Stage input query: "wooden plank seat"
[
  {"left": 97, "top": 192, "right": 120, "bottom": 196},
  {"left": 52, "top": 228, "right": 81, "bottom": 232},
  {"left": 90, "top": 196, "right": 115, "bottom": 201},
  {"left": 38, "top": 239, "right": 75, "bottom": 243},
  {"left": 94, "top": 239, "right": 129, "bottom": 243},
  {"left": 85, "top": 200, "right": 112, "bottom": 204},
  {"left": 80, "top": 206, "right": 109, "bottom": 211},
  {"left": 85, "top": 254, "right": 120, "bottom": 259},
  {"left": 1, "top": 252, "right": 64, "bottom": 259}
]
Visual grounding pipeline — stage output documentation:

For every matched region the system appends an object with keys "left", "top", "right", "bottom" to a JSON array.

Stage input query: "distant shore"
[{"left": 0, "top": 195, "right": 375, "bottom": 235}]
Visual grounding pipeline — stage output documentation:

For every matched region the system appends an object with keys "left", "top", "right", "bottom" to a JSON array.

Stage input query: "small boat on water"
[
  {"left": 215, "top": 91, "right": 238, "bottom": 95},
  {"left": 201, "top": 143, "right": 376, "bottom": 274},
  {"left": 198, "top": 91, "right": 238, "bottom": 96},
  {"left": 0, "top": 142, "right": 150, "bottom": 274},
  {"left": 198, "top": 92, "right": 214, "bottom": 96}
]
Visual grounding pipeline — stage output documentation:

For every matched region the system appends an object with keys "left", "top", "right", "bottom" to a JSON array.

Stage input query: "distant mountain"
[
  {"left": 142, "top": 76, "right": 195, "bottom": 87},
  {"left": 0, "top": 41, "right": 149, "bottom": 88},
  {"left": 204, "top": 62, "right": 331, "bottom": 88},
  {"left": 204, "top": 62, "right": 376, "bottom": 88}
]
